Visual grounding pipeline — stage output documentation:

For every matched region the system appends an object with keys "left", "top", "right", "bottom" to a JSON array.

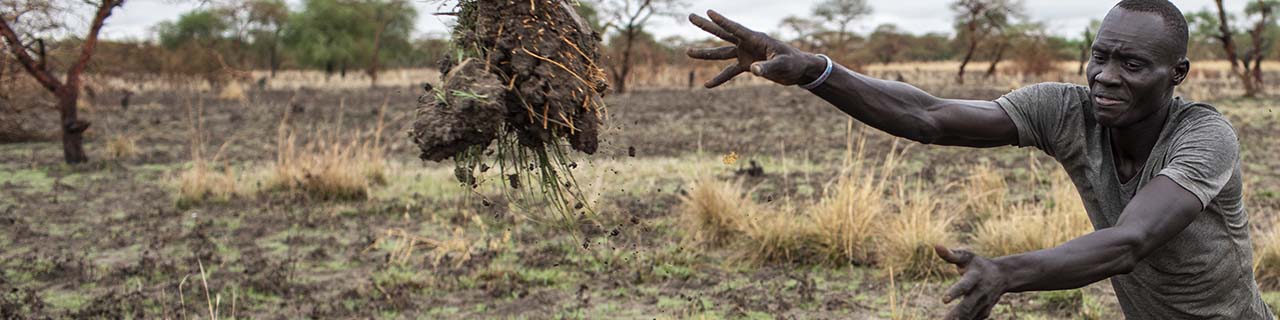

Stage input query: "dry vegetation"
[{"left": 4, "top": 60, "right": 1280, "bottom": 318}]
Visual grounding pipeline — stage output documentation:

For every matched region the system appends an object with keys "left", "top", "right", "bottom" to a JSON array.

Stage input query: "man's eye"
[{"left": 1125, "top": 61, "right": 1142, "bottom": 69}]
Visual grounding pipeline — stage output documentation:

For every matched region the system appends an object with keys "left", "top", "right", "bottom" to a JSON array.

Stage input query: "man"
[{"left": 686, "top": 1, "right": 1272, "bottom": 319}]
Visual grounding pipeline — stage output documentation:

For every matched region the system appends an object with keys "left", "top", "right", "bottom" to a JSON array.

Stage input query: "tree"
[
  {"left": 245, "top": 0, "right": 288, "bottom": 77},
  {"left": 1207, "top": 0, "right": 1279, "bottom": 97},
  {"left": 596, "top": 0, "right": 688, "bottom": 94},
  {"left": 779, "top": 15, "right": 822, "bottom": 51},
  {"left": 812, "top": 0, "right": 872, "bottom": 53},
  {"left": 1, "top": 0, "right": 125, "bottom": 164},
  {"left": 867, "top": 24, "right": 908, "bottom": 65},
  {"left": 951, "top": 0, "right": 1022, "bottom": 83},
  {"left": 361, "top": 0, "right": 414, "bottom": 87},
  {"left": 1077, "top": 19, "right": 1100, "bottom": 76}
]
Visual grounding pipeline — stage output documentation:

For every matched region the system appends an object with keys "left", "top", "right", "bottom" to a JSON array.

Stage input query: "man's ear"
[{"left": 1173, "top": 58, "right": 1190, "bottom": 85}]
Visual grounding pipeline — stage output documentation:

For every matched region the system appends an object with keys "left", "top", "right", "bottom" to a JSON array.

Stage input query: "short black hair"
[{"left": 1115, "top": 0, "right": 1189, "bottom": 58}]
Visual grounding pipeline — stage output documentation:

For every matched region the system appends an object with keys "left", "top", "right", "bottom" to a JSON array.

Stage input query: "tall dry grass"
[
  {"left": 972, "top": 169, "right": 1092, "bottom": 257},
  {"left": 737, "top": 204, "right": 816, "bottom": 263},
  {"left": 175, "top": 100, "right": 241, "bottom": 207},
  {"left": 678, "top": 177, "right": 754, "bottom": 247},
  {"left": 811, "top": 136, "right": 903, "bottom": 265},
  {"left": 880, "top": 186, "right": 957, "bottom": 279},
  {"left": 1254, "top": 223, "right": 1280, "bottom": 288},
  {"left": 265, "top": 98, "right": 388, "bottom": 200},
  {"left": 962, "top": 162, "right": 1008, "bottom": 222}
]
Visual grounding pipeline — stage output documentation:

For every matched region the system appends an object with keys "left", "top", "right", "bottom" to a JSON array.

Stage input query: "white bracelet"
[{"left": 799, "top": 54, "right": 833, "bottom": 90}]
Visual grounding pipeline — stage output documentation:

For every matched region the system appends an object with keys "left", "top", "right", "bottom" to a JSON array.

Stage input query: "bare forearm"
[
  {"left": 806, "top": 61, "right": 945, "bottom": 144},
  {"left": 995, "top": 228, "right": 1141, "bottom": 292}
]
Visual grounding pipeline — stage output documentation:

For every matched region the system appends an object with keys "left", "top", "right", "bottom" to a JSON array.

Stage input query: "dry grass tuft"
[
  {"left": 1253, "top": 223, "right": 1280, "bottom": 288},
  {"left": 973, "top": 169, "right": 1092, "bottom": 257},
  {"left": 174, "top": 100, "right": 241, "bottom": 207},
  {"left": 678, "top": 177, "right": 753, "bottom": 247},
  {"left": 737, "top": 204, "right": 816, "bottom": 263},
  {"left": 177, "top": 161, "right": 240, "bottom": 207},
  {"left": 811, "top": 136, "right": 902, "bottom": 265},
  {"left": 103, "top": 134, "right": 138, "bottom": 161},
  {"left": 963, "top": 162, "right": 1008, "bottom": 221},
  {"left": 265, "top": 99, "right": 388, "bottom": 200},
  {"left": 879, "top": 186, "right": 956, "bottom": 279}
]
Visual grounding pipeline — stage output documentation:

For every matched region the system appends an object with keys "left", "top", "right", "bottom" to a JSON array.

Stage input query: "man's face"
[{"left": 1087, "top": 8, "right": 1188, "bottom": 128}]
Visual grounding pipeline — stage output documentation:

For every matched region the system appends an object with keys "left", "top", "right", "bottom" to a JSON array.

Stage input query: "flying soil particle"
[{"left": 628, "top": 146, "right": 636, "bottom": 157}]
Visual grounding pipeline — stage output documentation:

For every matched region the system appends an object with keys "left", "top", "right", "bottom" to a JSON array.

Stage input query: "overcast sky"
[{"left": 84, "top": 0, "right": 1250, "bottom": 41}]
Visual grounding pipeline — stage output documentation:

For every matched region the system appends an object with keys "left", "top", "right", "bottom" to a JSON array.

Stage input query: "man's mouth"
[{"left": 1094, "top": 94, "right": 1125, "bottom": 107}]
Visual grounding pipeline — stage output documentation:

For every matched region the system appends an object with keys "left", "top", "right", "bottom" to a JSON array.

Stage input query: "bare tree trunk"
[
  {"left": 1079, "top": 29, "right": 1092, "bottom": 76},
  {"left": 612, "top": 27, "right": 637, "bottom": 94},
  {"left": 958, "top": 39, "right": 978, "bottom": 84},
  {"left": 367, "top": 8, "right": 387, "bottom": 88},
  {"left": 0, "top": 0, "right": 119, "bottom": 164},
  {"left": 985, "top": 39, "right": 1007, "bottom": 78},
  {"left": 56, "top": 87, "right": 88, "bottom": 163},
  {"left": 1215, "top": 0, "right": 1258, "bottom": 97}
]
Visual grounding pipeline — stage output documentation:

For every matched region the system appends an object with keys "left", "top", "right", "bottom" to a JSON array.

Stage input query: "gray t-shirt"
[{"left": 996, "top": 83, "right": 1273, "bottom": 319}]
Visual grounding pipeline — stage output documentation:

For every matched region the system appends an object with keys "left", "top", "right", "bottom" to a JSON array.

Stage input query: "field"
[{"left": 3, "top": 64, "right": 1280, "bottom": 319}]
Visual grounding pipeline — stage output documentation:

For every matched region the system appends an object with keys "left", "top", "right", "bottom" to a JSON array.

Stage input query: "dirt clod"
[{"left": 410, "top": 0, "right": 608, "bottom": 161}]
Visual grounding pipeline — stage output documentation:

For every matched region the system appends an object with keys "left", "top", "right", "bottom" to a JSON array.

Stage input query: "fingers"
[
  {"left": 705, "top": 63, "right": 744, "bottom": 88},
  {"left": 707, "top": 10, "right": 759, "bottom": 43},
  {"left": 687, "top": 46, "right": 736, "bottom": 60},
  {"left": 935, "top": 245, "right": 974, "bottom": 266},
  {"left": 689, "top": 14, "right": 738, "bottom": 44},
  {"left": 944, "top": 293, "right": 979, "bottom": 320},
  {"left": 943, "top": 272, "right": 979, "bottom": 304}
]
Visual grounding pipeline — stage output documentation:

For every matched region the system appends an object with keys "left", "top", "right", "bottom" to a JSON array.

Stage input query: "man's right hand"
[{"left": 686, "top": 10, "right": 826, "bottom": 88}]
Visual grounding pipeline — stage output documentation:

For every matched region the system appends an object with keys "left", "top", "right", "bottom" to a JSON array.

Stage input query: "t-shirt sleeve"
[
  {"left": 993, "top": 83, "right": 1086, "bottom": 158},
  {"left": 1157, "top": 118, "right": 1239, "bottom": 209}
]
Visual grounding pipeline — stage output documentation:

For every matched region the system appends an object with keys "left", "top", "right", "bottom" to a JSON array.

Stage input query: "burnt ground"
[{"left": 1, "top": 83, "right": 1279, "bottom": 318}]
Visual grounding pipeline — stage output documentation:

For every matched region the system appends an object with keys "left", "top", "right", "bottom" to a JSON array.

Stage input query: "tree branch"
[
  {"left": 65, "top": 0, "right": 123, "bottom": 89},
  {"left": 0, "top": 14, "right": 60, "bottom": 92}
]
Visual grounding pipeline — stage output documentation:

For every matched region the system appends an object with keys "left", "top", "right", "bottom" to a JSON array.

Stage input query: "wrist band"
[{"left": 799, "top": 54, "right": 833, "bottom": 90}]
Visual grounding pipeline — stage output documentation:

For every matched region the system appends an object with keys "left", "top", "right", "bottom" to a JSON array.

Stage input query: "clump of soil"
[
  {"left": 411, "top": 59, "right": 507, "bottom": 162},
  {"left": 410, "top": 0, "right": 609, "bottom": 161}
]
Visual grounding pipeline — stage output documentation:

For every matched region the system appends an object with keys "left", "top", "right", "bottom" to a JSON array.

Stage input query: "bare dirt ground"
[{"left": 2, "top": 83, "right": 1278, "bottom": 318}]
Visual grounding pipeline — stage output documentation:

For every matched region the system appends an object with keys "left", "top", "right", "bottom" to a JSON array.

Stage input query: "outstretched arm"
[
  {"left": 934, "top": 176, "right": 1203, "bottom": 320},
  {"left": 686, "top": 11, "right": 1018, "bottom": 148}
]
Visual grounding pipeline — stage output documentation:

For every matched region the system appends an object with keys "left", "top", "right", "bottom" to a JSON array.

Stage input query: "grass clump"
[
  {"left": 811, "top": 138, "right": 901, "bottom": 265},
  {"left": 879, "top": 186, "right": 956, "bottom": 279},
  {"left": 962, "top": 162, "right": 1008, "bottom": 221},
  {"left": 678, "top": 177, "right": 752, "bottom": 247},
  {"left": 174, "top": 100, "right": 241, "bottom": 207},
  {"left": 1253, "top": 223, "right": 1280, "bottom": 288},
  {"left": 972, "top": 169, "right": 1091, "bottom": 257},
  {"left": 266, "top": 99, "right": 387, "bottom": 200},
  {"left": 738, "top": 204, "right": 816, "bottom": 263},
  {"left": 103, "top": 134, "right": 138, "bottom": 161}
]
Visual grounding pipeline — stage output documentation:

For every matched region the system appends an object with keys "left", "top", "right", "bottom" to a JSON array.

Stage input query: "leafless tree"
[
  {"left": 1212, "top": 0, "right": 1278, "bottom": 97},
  {"left": 1, "top": 0, "right": 125, "bottom": 163},
  {"left": 596, "top": 0, "right": 687, "bottom": 94}
]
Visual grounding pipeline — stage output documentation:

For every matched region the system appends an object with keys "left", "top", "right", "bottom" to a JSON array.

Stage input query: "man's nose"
[{"left": 1094, "top": 65, "right": 1122, "bottom": 87}]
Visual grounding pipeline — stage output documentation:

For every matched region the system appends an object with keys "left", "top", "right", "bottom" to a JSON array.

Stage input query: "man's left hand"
[{"left": 935, "top": 245, "right": 1009, "bottom": 320}]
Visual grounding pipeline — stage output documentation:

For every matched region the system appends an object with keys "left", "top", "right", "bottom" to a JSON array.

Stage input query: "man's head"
[{"left": 1087, "top": 0, "right": 1191, "bottom": 128}]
